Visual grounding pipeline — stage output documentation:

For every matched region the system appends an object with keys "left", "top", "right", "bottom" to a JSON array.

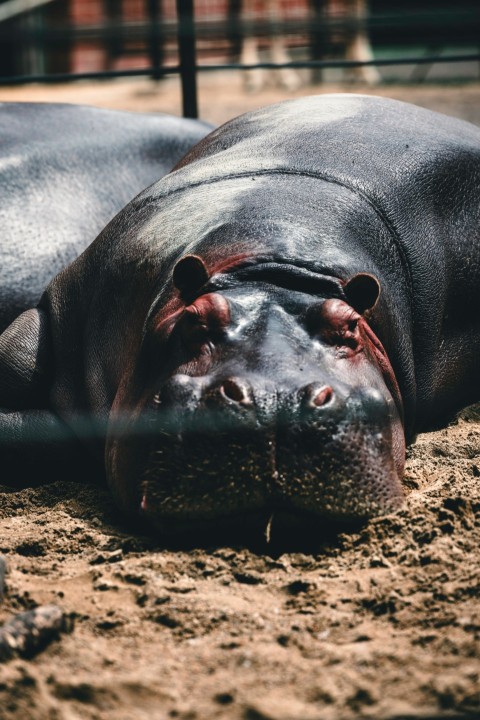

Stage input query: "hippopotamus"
[{"left": 1, "top": 95, "right": 479, "bottom": 537}]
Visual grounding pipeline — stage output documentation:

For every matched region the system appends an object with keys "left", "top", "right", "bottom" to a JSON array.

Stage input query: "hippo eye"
[
  {"left": 305, "top": 300, "right": 362, "bottom": 356},
  {"left": 347, "top": 317, "right": 359, "bottom": 334},
  {"left": 183, "top": 305, "right": 208, "bottom": 333},
  {"left": 177, "top": 293, "right": 231, "bottom": 356},
  {"left": 180, "top": 306, "right": 212, "bottom": 354}
]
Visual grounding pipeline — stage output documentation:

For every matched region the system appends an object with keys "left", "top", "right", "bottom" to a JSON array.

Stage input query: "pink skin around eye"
[
  {"left": 311, "top": 299, "right": 403, "bottom": 434},
  {"left": 184, "top": 293, "right": 231, "bottom": 330},
  {"left": 181, "top": 295, "right": 231, "bottom": 360},
  {"left": 154, "top": 293, "right": 231, "bottom": 340},
  {"left": 320, "top": 300, "right": 403, "bottom": 420},
  {"left": 317, "top": 299, "right": 362, "bottom": 353}
]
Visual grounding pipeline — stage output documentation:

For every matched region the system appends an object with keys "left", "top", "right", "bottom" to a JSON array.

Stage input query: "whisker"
[{"left": 265, "top": 513, "right": 274, "bottom": 544}]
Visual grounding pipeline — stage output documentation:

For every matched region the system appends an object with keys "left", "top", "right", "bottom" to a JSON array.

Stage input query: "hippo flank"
[{"left": 1, "top": 95, "right": 479, "bottom": 537}]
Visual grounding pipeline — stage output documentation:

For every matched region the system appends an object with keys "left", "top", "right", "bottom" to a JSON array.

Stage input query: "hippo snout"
[
  {"left": 159, "top": 374, "right": 253, "bottom": 407},
  {"left": 132, "top": 371, "right": 404, "bottom": 534},
  {"left": 157, "top": 373, "right": 260, "bottom": 432},
  {"left": 156, "top": 373, "right": 339, "bottom": 431},
  {"left": 207, "top": 378, "right": 335, "bottom": 414}
]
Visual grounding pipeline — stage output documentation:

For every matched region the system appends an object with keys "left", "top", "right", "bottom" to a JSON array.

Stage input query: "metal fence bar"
[
  {"left": 1, "top": 51, "right": 478, "bottom": 88},
  {"left": 192, "top": 53, "right": 480, "bottom": 72},
  {"left": 2, "top": 15, "right": 479, "bottom": 43},
  {"left": 0, "top": 66, "right": 180, "bottom": 86},
  {"left": 176, "top": 0, "right": 198, "bottom": 119},
  {"left": 146, "top": 0, "right": 163, "bottom": 81}
]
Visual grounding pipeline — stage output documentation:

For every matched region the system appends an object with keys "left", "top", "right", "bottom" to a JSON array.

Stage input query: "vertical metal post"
[
  {"left": 106, "top": 0, "right": 122, "bottom": 71},
  {"left": 147, "top": 0, "right": 163, "bottom": 81},
  {"left": 176, "top": 0, "right": 198, "bottom": 119},
  {"left": 309, "top": 0, "right": 326, "bottom": 84},
  {"left": 23, "top": 9, "right": 45, "bottom": 76},
  {"left": 227, "top": 0, "right": 242, "bottom": 62}
]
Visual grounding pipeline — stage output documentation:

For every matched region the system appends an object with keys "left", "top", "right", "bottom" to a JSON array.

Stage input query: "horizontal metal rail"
[
  {"left": 0, "top": 52, "right": 479, "bottom": 87},
  {"left": 179, "top": 54, "right": 480, "bottom": 72},
  {"left": 1, "top": 12, "right": 479, "bottom": 36},
  {"left": 1, "top": 12, "right": 478, "bottom": 49},
  {"left": 0, "top": 66, "right": 180, "bottom": 85}
]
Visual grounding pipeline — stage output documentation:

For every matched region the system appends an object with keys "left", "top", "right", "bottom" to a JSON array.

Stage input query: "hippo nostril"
[
  {"left": 220, "top": 378, "right": 250, "bottom": 404},
  {"left": 303, "top": 384, "right": 334, "bottom": 408},
  {"left": 312, "top": 385, "right": 333, "bottom": 407}
]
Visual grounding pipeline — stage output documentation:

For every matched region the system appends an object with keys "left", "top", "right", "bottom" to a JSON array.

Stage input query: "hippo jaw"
[
  {"left": 134, "top": 379, "right": 404, "bottom": 535},
  {"left": 105, "top": 270, "right": 405, "bottom": 536}
]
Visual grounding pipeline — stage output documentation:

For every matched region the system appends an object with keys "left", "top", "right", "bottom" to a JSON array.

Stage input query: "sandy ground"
[{"left": 0, "top": 75, "right": 479, "bottom": 719}]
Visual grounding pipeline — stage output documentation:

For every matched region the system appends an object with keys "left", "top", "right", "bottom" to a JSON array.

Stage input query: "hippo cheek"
[
  {"left": 137, "top": 374, "right": 277, "bottom": 534},
  {"left": 274, "top": 384, "right": 405, "bottom": 521},
  {"left": 104, "top": 373, "right": 272, "bottom": 531},
  {"left": 105, "top": 389, "right": 159, "bottom": 519}
]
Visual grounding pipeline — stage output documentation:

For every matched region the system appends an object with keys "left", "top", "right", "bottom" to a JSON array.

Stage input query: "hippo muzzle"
[{"left": 106, "top": 259, "right": 405, "bottom": 536}]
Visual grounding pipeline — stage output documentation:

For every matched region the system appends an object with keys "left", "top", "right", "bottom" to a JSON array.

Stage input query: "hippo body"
[
  {"left": 0, "top": 102, "right": 212, "bottom": 332},
  {"left": 1, "top": 95, "right": 479, "bottom": 535}
]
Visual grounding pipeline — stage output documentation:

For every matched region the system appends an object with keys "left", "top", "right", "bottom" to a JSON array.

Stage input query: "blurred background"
[{"left": 0, "top": 0, "right": 479, "bottom": 125}]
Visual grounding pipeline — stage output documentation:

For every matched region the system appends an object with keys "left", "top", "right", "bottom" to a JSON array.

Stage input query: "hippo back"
[{"left": 169, "top": 94, "right": 479, "bottom": 314}]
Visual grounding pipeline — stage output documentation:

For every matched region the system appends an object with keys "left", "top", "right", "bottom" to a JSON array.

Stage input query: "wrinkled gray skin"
[{"left": 1, "top": 96, "right": 479, "bottom": 537}]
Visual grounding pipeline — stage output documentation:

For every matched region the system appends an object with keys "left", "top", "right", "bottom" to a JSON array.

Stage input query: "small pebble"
[{"left": 0, "top": 604, "right": 73, "bottom": 662}]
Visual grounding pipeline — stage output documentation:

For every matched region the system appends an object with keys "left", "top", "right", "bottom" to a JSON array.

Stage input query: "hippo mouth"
[{"left": 138, "top": 394, "right": 404, "bottom": 538}]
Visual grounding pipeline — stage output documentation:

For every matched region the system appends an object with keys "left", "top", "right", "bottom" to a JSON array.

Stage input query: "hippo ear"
[
  {"left": 173, "top": 255, "right": 210, "bottom": 294},
  {"left": 343, "top": 273, "right": 381, "bottom": 314}
]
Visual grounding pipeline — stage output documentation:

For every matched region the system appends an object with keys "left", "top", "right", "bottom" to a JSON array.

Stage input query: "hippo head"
[{"left": 106, "top": 255, "right": 405, "bottom": 537}]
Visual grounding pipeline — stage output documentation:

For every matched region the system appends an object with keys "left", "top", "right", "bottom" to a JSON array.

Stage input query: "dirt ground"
[{"left": 0, "top": 75, "right": 479, "bottom": 720}]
